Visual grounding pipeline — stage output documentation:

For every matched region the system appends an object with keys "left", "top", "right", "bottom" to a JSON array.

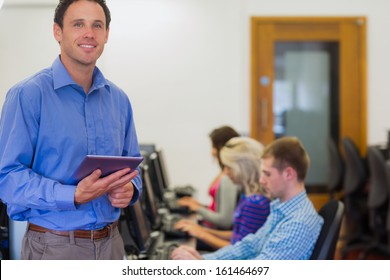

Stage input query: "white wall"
[
  {"left": 104, "top": 0, "right": 245, "bottom": 197},
  {"left": 1, "top": 0, "right": 390, "bottom": 232}
]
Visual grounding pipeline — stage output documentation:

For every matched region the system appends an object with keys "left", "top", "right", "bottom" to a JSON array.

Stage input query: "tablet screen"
[{"left": 72, "top": 155, "right": 144, "bottom": 182}]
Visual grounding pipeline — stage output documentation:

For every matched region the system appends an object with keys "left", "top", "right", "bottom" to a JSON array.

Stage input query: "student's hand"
[
  {"left": 174, "top": 220, "right": 205, "bottom": 239},
  {"left": 74, "top": 168, "right": 137, "bottom": 205},
  {"left": 170, "top": 245, "right": 203, "bottom": 260},
  {"left": 173, "top": 219, "right": 196, "bottom": 229},
  {"left": 177, "top": 197, "right": 201, "bottom": 211}
]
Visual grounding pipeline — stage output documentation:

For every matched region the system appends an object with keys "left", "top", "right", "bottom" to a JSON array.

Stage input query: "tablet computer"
[{"left": 72, "top": 155, "right": 144, "bottom": 182}]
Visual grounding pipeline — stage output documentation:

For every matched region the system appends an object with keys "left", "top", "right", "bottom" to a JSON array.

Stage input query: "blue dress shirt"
[
  {"left": 203, "top": 191, "right": 324, "bottom": 260},
  {"left": 0, "top": 56, "right": 142, "bottom": 230}
]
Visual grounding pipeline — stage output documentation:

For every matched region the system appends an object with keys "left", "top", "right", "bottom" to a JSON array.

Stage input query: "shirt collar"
[
  {"left": 270, "top": 190, "right": 307, "bottom": 217},
  {"left": 52, "top": 56, "right": 110, "bottom": 93}
]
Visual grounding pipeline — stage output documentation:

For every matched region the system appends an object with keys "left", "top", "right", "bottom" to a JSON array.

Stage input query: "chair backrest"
[
  {"left": 384, "top": 161, "right": 390, "bottom": 234},
  {"left": 367, "top": 146, "right": 388, "bottom": 209},
  {"left": 342, "top": 137, "right": 368, "bottom": 195},
  {"left": 328, "top": 138, "right": 344, "bottom": 196},
  {"left": 310, "top": 200, "right": 344, "bottom": 260}
]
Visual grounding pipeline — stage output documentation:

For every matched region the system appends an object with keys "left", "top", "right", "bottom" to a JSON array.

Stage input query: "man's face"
[
  {"left": 259, "top": 157, "right": 285, "bottom": 200},
  {"left": 53, "top": 0, "right": 109, "bottom": 68}
]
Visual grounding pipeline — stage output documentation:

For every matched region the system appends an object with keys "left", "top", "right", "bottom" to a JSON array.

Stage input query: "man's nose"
[
  {"left": 83, "top": 26, "right": 95, "bottom": 38},
  {"left": 259, "top": 176, "right": 265, "bottom": 185}
]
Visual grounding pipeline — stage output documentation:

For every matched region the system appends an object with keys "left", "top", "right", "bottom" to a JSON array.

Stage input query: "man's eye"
[
  {"left": 74, "top": 22, "right": 83, "bottom": 28},
  {"left": 93, "top": 23, "right": 103, "bottom": 29}
]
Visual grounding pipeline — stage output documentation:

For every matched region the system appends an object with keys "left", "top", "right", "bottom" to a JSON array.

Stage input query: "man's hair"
[
  {"left": 261, "top": 137, "right": 310, "bottom": 182},
  {"left": 54, "top": 0, "right": 111, "bottom": 29},
  {"left": 220, "top": 137, "right": 265, "bottom": 195}
]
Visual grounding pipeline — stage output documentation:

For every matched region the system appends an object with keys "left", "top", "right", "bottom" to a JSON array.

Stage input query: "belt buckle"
[
  {"left": 91, "top": 222, "right": 115, "bottom": 240},
  {"left": 91, "top": 224, "right": 109, "bottom": 240},
  {"left": 91, "top": 227, "right": 103, "bottom": 240}
]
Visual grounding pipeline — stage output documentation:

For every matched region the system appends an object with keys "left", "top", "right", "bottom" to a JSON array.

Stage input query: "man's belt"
[{"left": 28, "top": 221, "right": 119, "bottom": 240}]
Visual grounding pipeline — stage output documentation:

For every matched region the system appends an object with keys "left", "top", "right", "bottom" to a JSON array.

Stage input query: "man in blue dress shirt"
[
  {"left": 171, "top": 137, "right": 324, "bottom": 260},
  {"left": 0, "top": 0, "right": 142, "bottom": 259}
]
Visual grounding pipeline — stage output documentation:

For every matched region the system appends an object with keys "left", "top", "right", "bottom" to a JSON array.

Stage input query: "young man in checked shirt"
[{"left": 171, "top": 137, "right": 324, "bottom": 260}]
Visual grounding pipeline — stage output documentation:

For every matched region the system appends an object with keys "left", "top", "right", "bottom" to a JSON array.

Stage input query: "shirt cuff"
[
  {"left": 202, "top": 253, "right": 216, "bottom": 260},
  {"left": 54, "top": 184, "right": 77, "bottom": 210},
  {"left": 129, "top": 179, "right": 141, "bottom": 205}
]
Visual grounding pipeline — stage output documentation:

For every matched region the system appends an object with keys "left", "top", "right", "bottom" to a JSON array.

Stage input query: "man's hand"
[
  {"left": 74, "top": 168, "right": 138, "bottom": 206},
  {"left": 170, "top": 245, "right": 203, "bottom": 260},
  {"left": 108, "top": 180, "right": 135, "bottom": 208}
]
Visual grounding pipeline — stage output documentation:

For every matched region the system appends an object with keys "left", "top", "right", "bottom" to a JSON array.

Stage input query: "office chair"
[
  {"left": 340, "top": 137, "right": 370, "bottom": 258},
  {"left": 341, "top": 146, "right": 390, "bottom": 259},
  {"left": 327, "top": 138, "right": 344, "bottom": 199},
  {"left": 0, "top": 200, "right": 9, "bottom": 259},
  {"left": 310, "top": 200, "right": 344, "bottom": 260},
  {"left": 383, "top": 160, "right": 390, "bottom": 257},
  {"left": 355, "top": 146, "right": 390, "bottom": 259}
]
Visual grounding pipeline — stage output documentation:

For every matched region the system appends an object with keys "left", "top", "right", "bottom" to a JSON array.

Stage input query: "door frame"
[{"left": 250, "top": 17, "right": 367, "bottom": 154}]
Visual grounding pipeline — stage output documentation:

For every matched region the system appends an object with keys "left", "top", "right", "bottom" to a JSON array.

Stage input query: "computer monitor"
[
  {"left": 118, "top": 209, "right": 139, "bottom": 256},
  {"left": 140, "top": 165, "right": 162, "bottom": 230},
  {"left": 139, "top": 143, "right": 156, "bottom": 156},
  {"left": 123, "top": 200, "right": 152, "bottom": 253},
  {"left": 155, "top": 149, "right": 171, "bottom": 190},
  {"left": 148, "top": 152, "right": 166, "bottom": 202},
  {"left": 153, "top": 150, "right": 195, "bottom": 198}
]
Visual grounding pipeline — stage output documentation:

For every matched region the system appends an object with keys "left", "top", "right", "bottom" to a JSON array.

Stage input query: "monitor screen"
[
  {"left": 125, "top": 200, "right": 151, "bottom": 253},
  {"left": 148, "top": 152, "right": 166, "bottom": 202},
  {"left": 156, "top": 149, "right": 171, "bottom": 190},
  {"left": 141, "top": 165, "right": 161, "bottom": 230}
]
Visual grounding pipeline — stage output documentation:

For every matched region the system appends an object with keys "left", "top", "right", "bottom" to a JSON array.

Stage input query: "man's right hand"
[
  {"left": 170, "top": 245, "right": 203, "bottom": 260},
  {"left": 74, "top": 167, "right": 133, "bottom": 204}
]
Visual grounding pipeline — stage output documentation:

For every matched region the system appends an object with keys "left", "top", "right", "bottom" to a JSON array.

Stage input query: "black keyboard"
[
  {"left": 174, "top": 185, "right": 195, "bottom": 198},
  {"left": 163, "top": 192, "right": 190, "bottom": 214},
  {"left": 161, "top": 214, "right": 188, "bottom": 239},
  {"left": 148, "top": 242, "right": 179, "bottom": 260},
  {"left": 167, "top": 202, "right": 190, "bottom": 214}
]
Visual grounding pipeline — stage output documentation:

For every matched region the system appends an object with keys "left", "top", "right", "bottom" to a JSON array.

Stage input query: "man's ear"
[
  {"left": 104, "top": 27, "right": 110, "bottom": 44},
  {"left": 283, "top": 166, "right": 296, "bottom": 181},
  {"left": 53, "top": 23, "right": 62, "bottom": 43}
]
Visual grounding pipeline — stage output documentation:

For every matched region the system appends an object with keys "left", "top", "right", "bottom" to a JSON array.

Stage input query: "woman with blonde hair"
[
  {"left": 175, "top": 137, "right": 271, "bottom": 250},
  {"left": 177, "top": 125, "right": 240, "bottom": 230}
]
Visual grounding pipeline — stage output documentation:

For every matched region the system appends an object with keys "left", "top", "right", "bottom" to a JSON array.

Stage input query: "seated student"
[
  {"left": 177, "top": 126, "right": 240, "bottom": 230},
  {"left": 171, "top": 136, "right": 324, "bottom": 260},
  {"left": 174, "top": 137, "right": 270, "bottom": 250}
]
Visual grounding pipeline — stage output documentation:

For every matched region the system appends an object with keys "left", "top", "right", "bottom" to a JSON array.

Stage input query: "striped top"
[
  {"left": 231, "top": 193, "right": 270, "bottom": 244},
  {"left": 203, "top": 191, "right": 324, "bottom": 260}
]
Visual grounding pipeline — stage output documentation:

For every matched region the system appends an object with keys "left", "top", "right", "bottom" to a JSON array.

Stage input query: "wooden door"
[{"left": 250, "top": 17, "right": 366, "bottom": 154}]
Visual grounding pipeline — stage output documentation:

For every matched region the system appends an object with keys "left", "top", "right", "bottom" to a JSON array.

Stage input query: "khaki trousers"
[{"left": 21, "top": 226, "right": 126, "bottom": 260}]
